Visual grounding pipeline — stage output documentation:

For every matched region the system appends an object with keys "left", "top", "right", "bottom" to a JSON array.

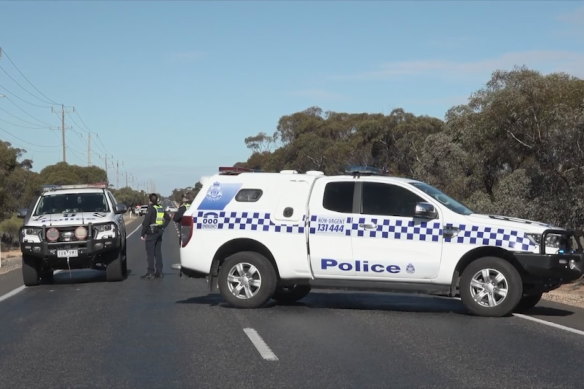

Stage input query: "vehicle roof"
[
  {"left": 41, "top": 188, "right": 108, "bottom": 196},
  {"left": 214, "top": 171, "right": 421, "bottom": 185}
]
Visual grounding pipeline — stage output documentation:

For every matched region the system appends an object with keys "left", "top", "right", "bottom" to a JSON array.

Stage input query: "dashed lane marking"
[{"left": 243, "top": 328, "right": 279, "bottom": 361}]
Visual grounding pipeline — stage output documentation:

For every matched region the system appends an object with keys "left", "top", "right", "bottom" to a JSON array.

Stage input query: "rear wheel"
[
  {"left": 273, "top": 284, "right": 311, "bottom": 304},
  {"left": 22, "top": 255, "right": 40, "bottom": 286},
  {"left": 460, "top": 256, "right": 522, "bottom": 317},
  {"left": 514, "top": 292, "right": 543, "bottom": 313},
  {"left": 218, "top": 251, "right": 276, "bottom": 308}
]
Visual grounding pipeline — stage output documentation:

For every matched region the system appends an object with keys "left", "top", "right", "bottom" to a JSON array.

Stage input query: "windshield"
[
  {"left": 410, "top": 182, "right": 473, "bottom": 215},
  {"left": 34, "top": 192, "right": 110, "bottom": 215}
]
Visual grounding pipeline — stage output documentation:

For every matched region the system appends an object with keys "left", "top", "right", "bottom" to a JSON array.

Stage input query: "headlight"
[
  {"left": 525, "top": 233, "right": 541, "bottom": 246},
  {"left": 525, "top": 232, "right": 563, "bottom": 250},
  {"left": 93, "top": 223, "right": 117, "bottom": 239},
  {"left": 21, "top": 227, "right": 42, "bottom": 243}
]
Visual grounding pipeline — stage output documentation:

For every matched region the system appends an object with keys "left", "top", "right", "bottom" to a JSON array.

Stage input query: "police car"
[
  {"left": 178, "top": 167, "right": 584, "bottom": 317},
  {"left": 18, "top": 183, "right": 128, "bottom": 285}
]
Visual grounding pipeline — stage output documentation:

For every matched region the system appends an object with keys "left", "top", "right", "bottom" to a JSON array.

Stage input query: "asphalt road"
[{"left": 1, "top": 218, "right": 584, "bottom": 388}]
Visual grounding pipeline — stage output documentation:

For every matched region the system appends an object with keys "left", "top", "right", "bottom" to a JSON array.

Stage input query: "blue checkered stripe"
[
  {"left": 194, "top": 211, "right": 304, "bottom": 233},
  {"left": 445, "top": 224, "right": 534, "bottom": 251},
  {"left": 308, "top": 215, "right": 442, "bottom": 241},
  {"left": 349, "top": 217, "right": 442, "bottom": 241}
]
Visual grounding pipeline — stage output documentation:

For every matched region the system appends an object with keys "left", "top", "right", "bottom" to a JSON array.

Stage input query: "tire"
[
  {"left": 460, "top": 256, "right": 523, "bottom": 317},
  {"left": 40, "top": 267, "right": 54, "bottom": 283},
  {"left": 122, "top": 256, "right": 128, "bottom": 278},
  {"left": 218, "top": 251, "right": 277, "bottom": 308},
  {"left": 514, "top": 292, "right": 543, "bottom": 313},
  {"left": 272, "top": 284, "right": 311, "bottom": 304},
  {"left": 106, "top": 251, "right": 124, "bottom": 282},
  {"left": 22, "top": 255, "right": 40, "bottom": 286}
]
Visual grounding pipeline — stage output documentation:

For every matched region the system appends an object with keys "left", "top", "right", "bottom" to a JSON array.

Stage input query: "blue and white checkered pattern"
[
  {"left": 194, "top": 211, "right": 305, "bottom": 234},
  {"left": 195, "top": 211, "right": 535, "bottom": 251},
  {"left": 444, "top": 224, "right": 534, "bottom": 251}
]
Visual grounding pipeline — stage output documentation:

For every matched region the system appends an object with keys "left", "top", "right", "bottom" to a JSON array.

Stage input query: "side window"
[
  {"left": 236, "top": 189, "right": 263, "bottom": 202},
  {"left": 323, "top": 182, "right": 354, "bottom": 213},
  {"left": 362, "top": 183, "right": 423, "bottom": 217}
]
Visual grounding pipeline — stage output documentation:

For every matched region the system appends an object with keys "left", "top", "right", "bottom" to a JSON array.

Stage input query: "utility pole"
[
  {"left": 51, "top": 105, "right": 74, "bottom": 163},
  {"left": 87, "top": 132, "right": 92, "bottom": 166}
]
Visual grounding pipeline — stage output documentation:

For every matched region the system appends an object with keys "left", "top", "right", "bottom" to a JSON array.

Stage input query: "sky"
[{"left": 0, "top": 1, "right": 583, "bottom": 196}]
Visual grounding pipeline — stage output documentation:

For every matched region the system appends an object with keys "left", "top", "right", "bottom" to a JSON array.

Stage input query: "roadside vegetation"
[
  {"left": 241, "top": 67, "right": 584, "bottom": 231},
  {"left": 2, "top": 67, "right": 584, "bottom": 255}
]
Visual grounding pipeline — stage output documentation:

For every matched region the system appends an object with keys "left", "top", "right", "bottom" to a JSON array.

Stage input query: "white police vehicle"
[
  {"left": 18, "top": 184, "right": 128, "bottom": 285},
  {"left": 179, "top": 167, "right": 584, "bottom": 316}
]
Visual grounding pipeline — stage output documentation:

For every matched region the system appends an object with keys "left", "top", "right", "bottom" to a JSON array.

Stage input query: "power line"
[
  {"left": 0, "top": 83, "right": 51, "bottom": 109},
  {"left": 0, "top": 48, "right": 59, "bottom": 105}
]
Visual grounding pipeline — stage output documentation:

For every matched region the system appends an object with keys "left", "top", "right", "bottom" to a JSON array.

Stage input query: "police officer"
[
  {"left": 140, "top": 193, "right": 170, "bottom": 280},
  {"left": 172, "top": 192, "right": 193, "bottom": 245}
]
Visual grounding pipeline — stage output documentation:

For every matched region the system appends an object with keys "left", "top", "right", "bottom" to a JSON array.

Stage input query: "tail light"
[{"left": 180, "top": 216, "right": 194, "bottom": 247}]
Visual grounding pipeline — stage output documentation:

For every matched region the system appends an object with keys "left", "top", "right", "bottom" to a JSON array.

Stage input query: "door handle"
[{"left": 359, "top": 223, "right": 376, "bottom": 230}]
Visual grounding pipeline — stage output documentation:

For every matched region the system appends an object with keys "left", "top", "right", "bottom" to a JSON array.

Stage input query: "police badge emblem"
[{"left": 207, "top": 182, "right": 222, "bottom": 200}]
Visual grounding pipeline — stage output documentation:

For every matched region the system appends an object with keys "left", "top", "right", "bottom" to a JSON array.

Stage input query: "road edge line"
[
  {"left": 514, "top": 313, "right": 584, "bottom": 337},
  {"left": 0, "top": 285, "right": 26, "bottom": 303}
]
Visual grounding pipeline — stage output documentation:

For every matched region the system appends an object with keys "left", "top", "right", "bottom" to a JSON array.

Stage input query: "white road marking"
[
  {"left": 243, "top": 328, "right": 279, "bottom": 361},
  {"left": 514, "top": 313, "right": 584, "bottom": 337},
  {"left": 0, "top": 286, "right": 25, "bottom": 303},
  {"left": 128, "top": 224, "right": 141, "bottom": 238}
]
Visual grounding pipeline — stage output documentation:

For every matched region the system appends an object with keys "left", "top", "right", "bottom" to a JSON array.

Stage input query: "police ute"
[
  {"left": 178, "top": 167, "right": 584, "bottom": 317},
  {"left": 18, "top": 183, "right": 128, "bottom": 285}
]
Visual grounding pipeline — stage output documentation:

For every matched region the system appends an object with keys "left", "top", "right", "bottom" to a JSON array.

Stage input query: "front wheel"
[
  {"left": 273, "top": 284, "right": 311, "bottom": 304},
  {"left": 106, "top": 252, "right": 125, "bottom": 282},
  {"left": 460, "top": 256, "right": 522, "bottom": 317},
  {"left": 22, "top": 255, "right": 40, "bottom": 286},
  {"left": 514, "top": 292, "right": 543, "bottom": 313},
  {"left": 218, "top": 251, "right": 276, "bottom": 308}
]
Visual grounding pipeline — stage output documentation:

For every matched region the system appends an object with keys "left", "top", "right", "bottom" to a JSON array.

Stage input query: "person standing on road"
[
  {"left": 172, "top": 192, "right": 193, "bottom": 244},
  {"left": 140, "top": 193, "right": 170, "bottom": 280}
]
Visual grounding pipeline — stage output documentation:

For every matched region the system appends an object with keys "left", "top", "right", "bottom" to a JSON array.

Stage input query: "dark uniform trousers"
[{"left": 145, "top": 229, "right": 164, "bottom": 274}]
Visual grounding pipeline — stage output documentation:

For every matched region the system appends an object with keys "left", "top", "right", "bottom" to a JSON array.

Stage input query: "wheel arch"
[
  {"left": 211, "top": 238, "right": 280, "bottom": 278},
  {"left": 452, "top": 246, "right": 524, "bottom": 293}
]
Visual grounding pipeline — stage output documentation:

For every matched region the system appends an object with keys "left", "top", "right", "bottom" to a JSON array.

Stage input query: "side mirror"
[
  {"left": 115, "top": 203, "right": 128, "bottom": 214},
  {"left": 415, "top": 202, "right": 438, "bottom": 220},
  {"left": 17, "top": 208, "right": 28, "bottom": 219}
]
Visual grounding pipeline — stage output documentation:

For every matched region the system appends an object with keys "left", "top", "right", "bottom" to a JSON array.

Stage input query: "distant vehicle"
[
  {"left": 18, "top": 183, "right": 128, "bottom": 285},
  {"left": 139, "top": 205, "right": 149, "bottom": 216}
]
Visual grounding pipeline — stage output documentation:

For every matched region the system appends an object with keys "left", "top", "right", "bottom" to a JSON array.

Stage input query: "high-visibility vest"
[
  {"left": 154, "top": 205, "right": 165, "bottom": 225},
  {"left": 182, "top": 202, "right": 191, "bottom": 209}
]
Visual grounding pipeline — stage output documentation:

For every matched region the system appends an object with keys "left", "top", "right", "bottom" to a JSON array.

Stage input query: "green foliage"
[
  {"left": 240, "top": 67, "right": 584, "bottom": 229},
  {"left": 111, "top": 187, "right": 147, "bottom": 208},
  {"left": 0, "top": 215, "right": 23, "bottom": 246},
  {"left": 39, "top": 162, "right": 107, "bottom": 186},
  {"left": 170, "top": 182, "right": 202, "bottom": 203}
]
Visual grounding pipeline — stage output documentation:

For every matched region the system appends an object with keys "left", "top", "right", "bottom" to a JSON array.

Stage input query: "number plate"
[{"left": 57, "top": 249, "right": 78, "bottom": 258}]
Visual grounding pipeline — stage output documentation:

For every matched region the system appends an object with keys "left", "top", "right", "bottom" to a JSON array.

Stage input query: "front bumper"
[
  {"left": 515, "top": 228, "right": 584, "bottom": 287},
  {"left": 20, "top": 237, "right": 121, "bottom": 269},
  {"left": 515, "top": 252, "right": 584, "bottom": 282}
]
